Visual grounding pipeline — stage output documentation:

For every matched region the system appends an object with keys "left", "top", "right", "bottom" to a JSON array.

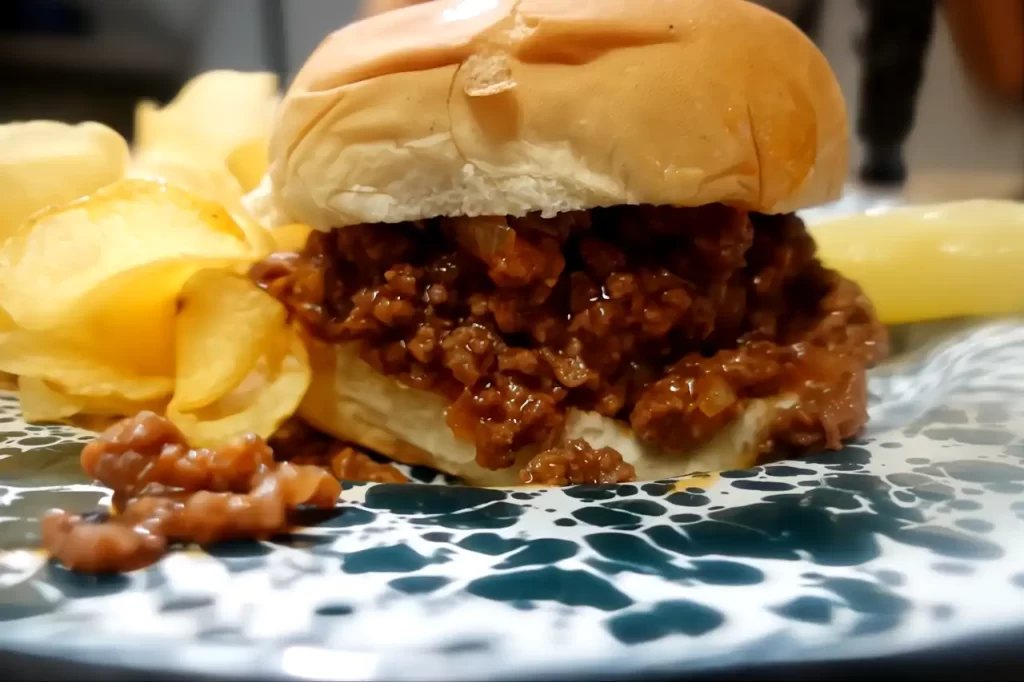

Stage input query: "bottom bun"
[{"left": 299, "top": 340, "right": 794, "bottom": 487}]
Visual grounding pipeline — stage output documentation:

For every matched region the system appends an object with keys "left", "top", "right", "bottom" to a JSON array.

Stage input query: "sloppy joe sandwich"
[{"left": 253, "top": 0, "right": 889, "bottom": 486}]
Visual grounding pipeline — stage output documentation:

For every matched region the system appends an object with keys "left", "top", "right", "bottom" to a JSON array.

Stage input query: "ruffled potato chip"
[
  {"left": 169, "top": 337, "right": 311, "bottom": 448},
  {"left": 129, "top": 151, "right": 274, "bottom": 256},
  {"left": 6, "top": 257, "right": 253, "bottom": 404},
  {"left": 173, "top": 269, "right": 287, "bottom": 412},
  {"left": 0, "top": 326, "right": 174, "bottom": 401},
  {"left": 168, "top": 270, "right": 311, "bottom": 447},
  {"left": 0, "top": 121, "right": 129, "bottom": 245},
  {"left": 0, "top": 180, "right": 267, "bottom": 415},
  {"left": 4, "top": 73, "right": 303, "bottom": 441},
  {"left": 134, "top": 70, "right": 278, "bottom": 166},
  {"left": 0, "top": 179, "right": 255, "bottom": 331},
  {"left": 226, "top": 137, "right": 270, "bottom": 194},
  {"left": 0, "top": 309, "right": 14, "bottom": 390},
  {"left": 131, "top": 70, "right": 279, "bottom": 240},
  {"left": 271, "top": 223, "right": 315, "bottom": 253},
  {"left": 18, "top": 376, "right": 165, "bottom": 424},
  {"left": 17, "top": 376, "right": 84, "bottom": 423}
]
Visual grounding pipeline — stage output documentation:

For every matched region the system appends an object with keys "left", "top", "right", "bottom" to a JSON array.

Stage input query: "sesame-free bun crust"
[{"left": 269, "top": 0, "right": 849, "bottom": 230}]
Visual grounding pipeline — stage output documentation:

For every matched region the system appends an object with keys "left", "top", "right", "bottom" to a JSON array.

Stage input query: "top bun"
[{"left": 270, "top": 0, "right": 848, "bottom": 230}]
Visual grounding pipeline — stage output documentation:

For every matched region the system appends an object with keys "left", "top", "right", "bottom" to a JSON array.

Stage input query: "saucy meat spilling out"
[
  {"left": 269, "top": 418, "right": 409, "bottom": 484},
  {"left": 521, "top": 439, "right": 636, "bottom": 486},
  {"left": 41, "top": 413, "right": 404, "bottom": 573},
  {"left": 253, "top": 204, "right": 889, "bottom": 482}
]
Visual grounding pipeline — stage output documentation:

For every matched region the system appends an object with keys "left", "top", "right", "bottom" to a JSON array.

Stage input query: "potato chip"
[
  {"left": 17, "top": 376, "right": 84, "bottom": 422},
  {"left": 0, "top": 326, "right": 174, "bottom": 401},
  {"left": 0, "top": 121, "right": 129, "bottom": 244},
  {"left": 134, "top": 70, "right": 278, "bottom": 165},
  {"left": 0, "top": 179, "right": 255, "bottom": 330},
  {"left": 0, "top": 179, "right": 265, "bottom": 413},
  {"left": 168, "top": 270, "right": 310, "bottom": 447},
  {"left": 1, "top": 104, "right": 302, "bottom": 434},
  {"left": 132, "top": 99, "right": 161, "bottom": 152},
  {"left": 129, "top": 71, "right": 279, "bottom": 252},
  {"left": 81, "top": 395, "right": 167, "bottom": 417},
  {"left": 46, "top": 257, "right": 242, "bottom": 388},
  {"left": 67, "top": 260, "right": 203, "bottom": 375},
  {"left": 226, "top": 137, "right": 270, "bottom": 193},
  {"left": 169, "top": 336, "right": 310, "bottom": 448},
  {"left": 130, "top": 150, "right": 247, "bottom": 213},
  {"left": 18, "top": 376, "right": 164, "bottom": 423},
  {"left": 7, "top": 257, "right": 259, "bottom": 405},
  {"left": 129, "top": 151, "right": 274, "bottom": 257},
  {"left": 173, "top": 269, "right": 287, "bottom": 412},
  {"left": 271, "top": 223, "right": 315, "bottom": 253},
  {"left": 0, "top": 309, "right": 14, "bottom": 390}
]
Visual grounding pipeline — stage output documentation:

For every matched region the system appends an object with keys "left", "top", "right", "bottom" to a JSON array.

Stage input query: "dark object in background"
[
  {"left": 0, "top": 66, "right": 182, "bottom": 141},
  {"left": 0, "top": 1, "right": 193, "bottom": 141},
  {"left": 792, "top": 0, "right": 825, "bottom": 44},
  {"left": 856, "top": 0, "right": 938, "bottom": 187},
  {"left": 0, "top": 0, "right": 89, "bottom": 35}
]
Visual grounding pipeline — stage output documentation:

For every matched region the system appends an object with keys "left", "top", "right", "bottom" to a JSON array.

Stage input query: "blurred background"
[{"left": 1, "top": 0, "right": 1021, "bottom": 198}]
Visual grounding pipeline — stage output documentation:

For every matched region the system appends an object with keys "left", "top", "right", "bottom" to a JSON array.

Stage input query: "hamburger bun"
[
  {"left": 268, "top": 0, "right": 848, "bottom": 231},
  {"left": 262, "top": 0, "right": 852, "bottom": 485}
]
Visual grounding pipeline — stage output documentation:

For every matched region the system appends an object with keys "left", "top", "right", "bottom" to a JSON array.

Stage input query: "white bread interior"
[
  {"left": 268, "top": 0, "right": 849, "bottom": 231},
  {"left": 298, "top": 340, "right": 795, "bottom": 486}
]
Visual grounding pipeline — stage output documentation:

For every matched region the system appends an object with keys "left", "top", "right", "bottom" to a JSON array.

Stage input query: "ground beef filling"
[
  {"left": 41, "top": 413, "right": 405, "bottom": 573},
  {"left": 522, "top": 439, "right": 636, "bottom": 486},
  {"left": 270, "top": 419, "right": 409, "bottom": 484},
  {"left": 253, "top": 205, "right": 888, "bottom": 476}
]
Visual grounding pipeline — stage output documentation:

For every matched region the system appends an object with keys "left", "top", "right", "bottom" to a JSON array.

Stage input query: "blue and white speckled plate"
[
  {"left": 1, "top": 314, "right": 1023, "bottom": 680},
  {"left": 2, "top": 176, "right": 1024, "bottom": 678}
]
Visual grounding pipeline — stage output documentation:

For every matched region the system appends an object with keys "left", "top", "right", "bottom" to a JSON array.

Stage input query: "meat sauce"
[
  {"left": 253, "top": 205, "right": 889, "bottom": 480},
  {"left": 521, "top": 439, "right": 636, "bottom": 486},
  {"left": 41, "top": 413, "right": 404, "bottom": 573}
]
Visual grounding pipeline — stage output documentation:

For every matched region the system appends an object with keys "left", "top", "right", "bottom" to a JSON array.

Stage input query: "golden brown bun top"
[{"left": 270, "top": 0, "right": 849, "bottom": 230}]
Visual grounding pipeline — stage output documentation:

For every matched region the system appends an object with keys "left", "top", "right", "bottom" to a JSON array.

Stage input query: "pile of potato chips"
[{"left": 0, "top": 71, "right": 310, "bottom": 447}]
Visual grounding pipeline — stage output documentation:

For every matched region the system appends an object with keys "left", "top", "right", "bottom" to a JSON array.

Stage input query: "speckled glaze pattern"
[{"left": 1, "top": 317, "right": 1023, "bottom": 681}]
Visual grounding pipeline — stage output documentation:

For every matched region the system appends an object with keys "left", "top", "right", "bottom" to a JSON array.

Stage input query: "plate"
[{"left": 1, "top": 314, "right": 1023, "bottom": 680}]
